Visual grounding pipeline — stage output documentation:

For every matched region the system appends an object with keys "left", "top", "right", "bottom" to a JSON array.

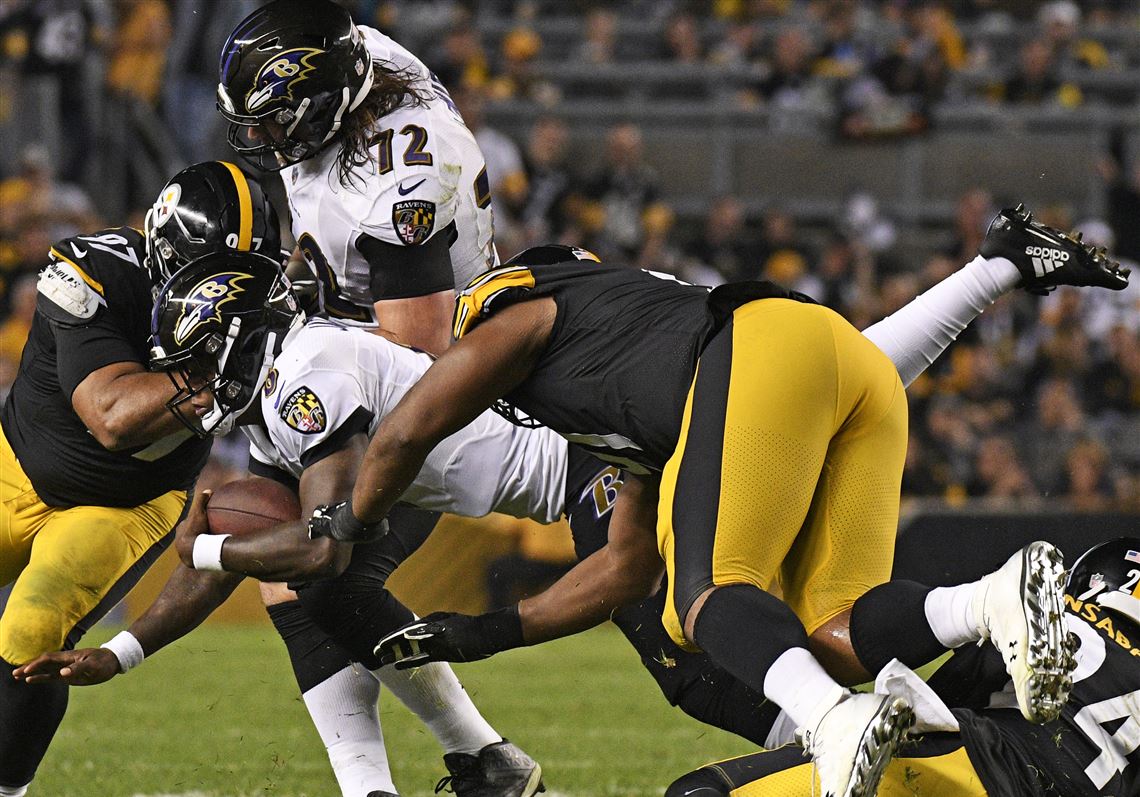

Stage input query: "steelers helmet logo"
[
  {"left": 280, "top": 385, "right": 326, "bottom": 434},
  {"left": 393, "top": 199, "right": 436, "bottom": 246},
  {"left": 151, "top": 183, "right": 182, "bottom": 229}
]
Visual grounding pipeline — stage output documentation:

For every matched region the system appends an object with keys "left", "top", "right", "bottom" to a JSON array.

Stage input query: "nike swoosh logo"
[
  {"left": 397, "top": 178, "right": 427, "bottom": 196},
  {"left": 71, "top": 244, "right": 86, "bottom": 258}
]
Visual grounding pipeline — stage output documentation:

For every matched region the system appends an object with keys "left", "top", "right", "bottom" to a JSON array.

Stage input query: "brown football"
[{"left": 206, "top": 477, "right": 301, "bottom": 535}]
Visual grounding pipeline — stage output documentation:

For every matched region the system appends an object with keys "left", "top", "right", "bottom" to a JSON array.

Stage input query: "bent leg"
[{"left": 0, "top": 482, "right": 182, "bottom": 789}]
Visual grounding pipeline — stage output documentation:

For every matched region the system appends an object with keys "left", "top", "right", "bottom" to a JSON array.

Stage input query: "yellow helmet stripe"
[
  {"left": 219, "top": 161, "right": 253, "bottom": 251},
  {"left": 49, "top": 247, "right": 105, "bottom": 296}
]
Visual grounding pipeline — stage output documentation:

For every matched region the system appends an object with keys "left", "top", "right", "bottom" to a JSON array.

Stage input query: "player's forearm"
[
  {"left": 218, "top": 521, "right": 352, "bottom": 581},
  {"left": 85, "top": 370, "right": 187, "bottom": 449},
  {"left": 129, "top": 564, "right": 245, "bottom": 656},
  {"left": 517, "top": 547, "right": 663, "bottom": 645}
]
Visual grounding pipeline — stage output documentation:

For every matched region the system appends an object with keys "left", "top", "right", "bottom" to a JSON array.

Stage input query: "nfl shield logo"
[{"left": 393, "top": 199, "right": 436, "bottom": 245}]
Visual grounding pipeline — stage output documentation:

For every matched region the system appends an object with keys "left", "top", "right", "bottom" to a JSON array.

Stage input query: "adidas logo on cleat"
[{"left": 1025, "top": 246, "right": 1069, "bottom": 278}]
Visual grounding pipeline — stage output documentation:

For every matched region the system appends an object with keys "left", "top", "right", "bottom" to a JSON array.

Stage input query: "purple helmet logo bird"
[{"left": 174, "top": 272, "right": 254, "bottom": 345}]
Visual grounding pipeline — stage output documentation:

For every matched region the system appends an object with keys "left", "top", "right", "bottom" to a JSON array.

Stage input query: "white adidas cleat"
[
  {"left": 798, "top": 692, "right": 915, "bottom": 797},
  {"left": 971, "top": 540, "right": 1074, "bottom": 723}
]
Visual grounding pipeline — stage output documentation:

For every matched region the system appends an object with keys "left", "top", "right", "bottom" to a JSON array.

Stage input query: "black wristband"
[{"left": 477, "top": 604, "right": 526, "bottom": 653}]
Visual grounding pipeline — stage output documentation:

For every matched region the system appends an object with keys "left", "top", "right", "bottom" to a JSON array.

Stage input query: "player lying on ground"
[
  {"left": 22, "top": 208, "right": 1126, "bottom": 793},
  {"left": 665, "top": 537, "right": 1140, "bottom": 797},
  {"left": 0, "top": 161, "right": 282, "bottom": 797}
]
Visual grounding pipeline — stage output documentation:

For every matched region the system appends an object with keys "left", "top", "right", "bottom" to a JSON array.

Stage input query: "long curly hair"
[{"left": 334, "top": 61, "right": 431, "bottom": 187}]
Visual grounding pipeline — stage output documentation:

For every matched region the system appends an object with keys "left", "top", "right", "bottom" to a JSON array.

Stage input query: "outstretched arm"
[
  {"left": 376, "top": 474, "right": 664, "bottom": 667},
  {"left": 349, "top": 297, "right": 557, "bottom": 525},
  {"left": 15, "top": 564, "right": 244, "bottom": 686}
]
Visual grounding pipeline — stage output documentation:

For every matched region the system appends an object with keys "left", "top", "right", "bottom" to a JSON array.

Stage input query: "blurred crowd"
[{"left": 0, "top": 0, "right": 1137, "bottom": 511}]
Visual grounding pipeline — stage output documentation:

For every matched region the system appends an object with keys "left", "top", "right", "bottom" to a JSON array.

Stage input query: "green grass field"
[{"left": 36, "top": 623, "right": 756, "bottom": 797}]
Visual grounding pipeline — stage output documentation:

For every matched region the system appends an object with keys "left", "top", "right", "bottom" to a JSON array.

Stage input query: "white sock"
[
  {"left": 375, "top": 662, "right": 501, "bottom": 755},
  {"left": 0, "top": 784, "right": 28, "bottom": 797},
  {"left": 862, "top": 254, "right": 1019, "bottom": 387},
  {"left": 762, "top": 647, "right": 846, "bottom": 730},
  {"left": 302, "top": 664, "right": 396, "bottom": 797},
  {"left": 924, "top": 582, "right": 982, "bottom": 648}
]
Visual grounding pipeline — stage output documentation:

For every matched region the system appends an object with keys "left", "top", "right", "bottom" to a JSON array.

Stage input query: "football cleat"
[
  {"left": 971, "top": 541, "right": 1075, "bottom": 723},
  {"left": 366, "top": 792, "right": 398, "bottom": 797},
  {"left": 979, "top": 204, "right": 1130, "bottom": 295},
  {"left": 436, "top": 739, "right": 544, "bottom": 797},
  {"left": 797, "top": 693, "right": 915, "bottom": 797}
]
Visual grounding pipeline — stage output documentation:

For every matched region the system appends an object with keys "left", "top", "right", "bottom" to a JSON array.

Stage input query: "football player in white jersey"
[
  {"left": 214, "top": 4, "right": 540, "bottom": 794},
  {"left": 216, "top": 0, "right": 496, "bottom": 355},
  {"left": 19, "top": 210, "right": 1129, "bottom": 792}
]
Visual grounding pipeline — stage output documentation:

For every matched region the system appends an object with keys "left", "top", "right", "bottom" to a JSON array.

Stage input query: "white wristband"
[
  {"left": 192, "top": 533, "right": 231, "bottom": 571},
  {"left": 101, "top": 631, "right": 145, "bottom": 673}
]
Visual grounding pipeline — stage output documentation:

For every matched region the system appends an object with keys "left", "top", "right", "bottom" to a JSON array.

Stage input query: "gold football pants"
[
  {"left": 689, "top": 738, "right": 987, "bottom": 796},
  {"left": 659, "top": 299, "right": 907, "bottom": 647},
  {"left": 0, "top": 425, "right": 185, "bottom": 664}
]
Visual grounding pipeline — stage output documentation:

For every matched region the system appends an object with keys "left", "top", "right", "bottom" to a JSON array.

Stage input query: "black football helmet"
[
  {"left": 150, "top": 250, "right": 301, "bottom": 437},
  {"left": 1067, "top": 537, "right": 1140, "bottom": 628},
  {"left": 144, "top": 161, "right": 282, "bottom": 288},
  {"left": 217, "top": 0, "right": 374, "bottom": 171}
]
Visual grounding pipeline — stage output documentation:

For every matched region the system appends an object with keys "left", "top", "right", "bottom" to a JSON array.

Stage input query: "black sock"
[
  {"left": 613, "top": 590, "right": 779, "bottom": 746},
  {"left": 850, "top": 580, "right": 944, "bottom": 673},
  {"left": 692, "top": 584, "right": 810, "bottom": 696},
  {"left": 0, "top": 657, "right": 69, "bottom": 788},
  {"left": 267, "top": 601, "right": 358, "bottom": 694}
]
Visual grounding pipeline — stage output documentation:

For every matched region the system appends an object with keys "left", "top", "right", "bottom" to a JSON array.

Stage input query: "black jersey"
[
  {"left": 956, "top": 596, "right": 1140, "bottom": 797},
  {"left": 0, "top": 228, "right": 211, "bottom": 508},
  {"left": 454, "top": 246, "right": 805, "bottom": 475}
]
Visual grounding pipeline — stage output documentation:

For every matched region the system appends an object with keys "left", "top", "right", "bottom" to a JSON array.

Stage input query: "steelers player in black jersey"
[
  {"left": 666, "top": 536, "right": 1140, "bottom": 797},
  {"left": 0, "top": 160, "right": 280, "bottom": 796},
  {"left": 173, "top": 210, "right": 1127, "bottom": 794}
]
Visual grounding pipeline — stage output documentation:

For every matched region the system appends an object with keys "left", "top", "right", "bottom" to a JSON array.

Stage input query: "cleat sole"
[
  {"left": 1019, "top": 541, "right": 1075, "bottom": 723},
  {"left": 842, "top": 697, "right": 915, "bottom": 797}
]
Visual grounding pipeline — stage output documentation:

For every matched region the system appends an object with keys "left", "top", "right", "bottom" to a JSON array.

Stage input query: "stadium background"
[{"left": 0, "top": 0, "right": 1137, "bottom": 794}]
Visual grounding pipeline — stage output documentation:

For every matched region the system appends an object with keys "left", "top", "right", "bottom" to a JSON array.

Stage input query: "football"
[{"left": 206, "top": 476, "right": 301, "bottom": 535}]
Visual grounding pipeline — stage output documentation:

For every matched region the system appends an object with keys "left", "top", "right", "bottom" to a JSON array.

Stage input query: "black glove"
[
  {"left": 308, "top": 501, "right": 389, "bottom": 542},
  {"left": 374, "top": 606, "right": 525, "bottom": 669}
]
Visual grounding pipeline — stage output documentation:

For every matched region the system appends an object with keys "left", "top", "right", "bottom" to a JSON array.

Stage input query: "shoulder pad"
[
  {"left": 453, "top": 264, "right": 538, "bottom": 339},
  {"left": 36, "top": 259, "right": 106, "bottom": 326}
]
